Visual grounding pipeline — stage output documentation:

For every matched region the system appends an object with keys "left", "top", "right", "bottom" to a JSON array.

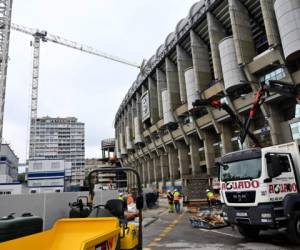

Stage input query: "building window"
[
  {"left": 213, "top": 142, "right": 221, "bottom": 158},
  {"left": 295, "top": 105, "right": 300, "bottom": 118},
  {"left": 33, "top": 162, "right": 42, "bottom": 170},
  {"left": 0, "top": 191, "right": 12, "bottom": 195},
  {"left": 51, "top": 162, "right": 60, "bottom": 169},
  {"left": 291, "top": 122, "right": 300, "bottom": 140}
]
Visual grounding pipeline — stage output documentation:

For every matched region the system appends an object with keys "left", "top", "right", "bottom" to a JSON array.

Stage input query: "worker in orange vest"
[
  {"left": 167, "top": 190, "right": 174, "bottom": 213},
  {"left": 173, "top": 189, "right": 181, "bottom": 214}
]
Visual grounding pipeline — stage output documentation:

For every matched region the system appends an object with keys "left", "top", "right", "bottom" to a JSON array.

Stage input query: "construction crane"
[
  {"left": 10, "top": 23, "right": 141, "bottom": 158},
  {"left": 0, "top": 0, "right": 12, "bottom": 147}
]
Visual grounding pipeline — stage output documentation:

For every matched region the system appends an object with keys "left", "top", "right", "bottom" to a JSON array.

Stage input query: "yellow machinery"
[
  {"left": 0, "top": 167, "right": 144, "bottom": 250},
  {"left": 0, "top": 218, "right": 120, "bottom": 250},
  {"left": 87, "top": 167, "right": 144, "bottom": 250}
]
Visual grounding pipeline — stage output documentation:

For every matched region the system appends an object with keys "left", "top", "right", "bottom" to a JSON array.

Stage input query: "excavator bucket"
[{"left": 0, "top": 218, "right": 120, "bottom": 250}]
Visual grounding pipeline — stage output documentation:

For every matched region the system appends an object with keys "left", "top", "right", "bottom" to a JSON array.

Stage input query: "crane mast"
[
  {"left": 29, "top": 32, "right": 46, "bottom": 158},
  {"left": 0, "top": 0, "right": 12, "bottom": 147}
]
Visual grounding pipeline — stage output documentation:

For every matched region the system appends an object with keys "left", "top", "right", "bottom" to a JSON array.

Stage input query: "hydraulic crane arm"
[
  {"left": 193, "top": 80, "right": 300, "bottom": 148},
  {"left": 192, "top": 98, "right": 261, "bottom": 147},
  {"left": 241, "top": 80, "right": 300, "bottom": 145},
  {"left": 11, "top": 23, "right": 141, "bottom": 68}
]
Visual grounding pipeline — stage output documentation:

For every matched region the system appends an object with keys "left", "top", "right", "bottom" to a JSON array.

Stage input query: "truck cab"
[{"left": 219, "top": 140, "right": 300, "bottom": 243}]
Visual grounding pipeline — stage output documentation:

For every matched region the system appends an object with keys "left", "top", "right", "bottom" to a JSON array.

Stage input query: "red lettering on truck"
[
  {"left": 268, "top": 183, "right": 297, "bottom": 194},
  {"left": 221, "top": 180, "right": 260, "bottom": 190}
]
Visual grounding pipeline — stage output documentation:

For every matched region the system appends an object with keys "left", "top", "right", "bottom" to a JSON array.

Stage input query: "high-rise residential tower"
[{"left": 29, "top": 117, "right": 85, "bottom": 186}]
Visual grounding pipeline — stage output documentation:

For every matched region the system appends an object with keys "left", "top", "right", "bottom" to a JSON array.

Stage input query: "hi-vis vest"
[
  {"left": 207, "top": 191, "right": 214, "bottom": 200},
  {"left": 174, "top": 191, "right": 181, "bottom": 201}
]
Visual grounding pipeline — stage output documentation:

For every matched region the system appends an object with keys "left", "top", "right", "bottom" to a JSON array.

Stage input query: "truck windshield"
[{"left": 220, "top": 158, "right": 261, "bottom": 182}]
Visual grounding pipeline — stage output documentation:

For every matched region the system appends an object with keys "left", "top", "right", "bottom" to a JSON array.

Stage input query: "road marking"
[
  {"left": 144, "top": 213, "right": 184, "bottom": 249},
  {"left": 198, "top": 228, "right": 241, "bottom": 238}
]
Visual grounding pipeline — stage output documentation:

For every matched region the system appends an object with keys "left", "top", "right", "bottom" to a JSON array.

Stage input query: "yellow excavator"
[{"left": 0, "top": 167, "right": 144, "bottom": 250}]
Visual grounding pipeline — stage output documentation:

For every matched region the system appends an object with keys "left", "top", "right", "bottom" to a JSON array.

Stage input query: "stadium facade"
[{"left": 114, "top": 0, "right": 300, "bottom": 188}]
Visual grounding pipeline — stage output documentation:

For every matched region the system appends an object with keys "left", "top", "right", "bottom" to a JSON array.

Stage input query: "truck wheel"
[
  {"left": 287, "top": 212, "right": 300, "bottom": 244},
  {"left": 238, "top": 225, "right": 260, "bottom": 239}
]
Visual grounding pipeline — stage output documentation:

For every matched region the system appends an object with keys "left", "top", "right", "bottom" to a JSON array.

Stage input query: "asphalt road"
[{"left": 142, "top": 208, "right": 299, "bottom": 250}]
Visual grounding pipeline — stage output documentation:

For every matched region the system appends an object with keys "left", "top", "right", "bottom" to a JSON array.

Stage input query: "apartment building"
[
  {"left": 0, "top": 144, "right": 18, "bottom": 183},
  {"left": 114, "top": 0, "right": 300, "bottom": 189},
  {"left": 29, "top": 117, "right": 85, "bottom": 186}
]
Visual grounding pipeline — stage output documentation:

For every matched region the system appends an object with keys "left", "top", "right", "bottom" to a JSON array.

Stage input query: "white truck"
[{"left": 219, "top": 140, "right": 300, "bottom": 244}]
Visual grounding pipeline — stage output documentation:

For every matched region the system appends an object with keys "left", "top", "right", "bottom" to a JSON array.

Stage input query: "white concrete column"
[
  {"left": 176, "top": 45, "right": 192, "bottom": 103},
  {"left": 203, "top": 131, "right": 215, "bottom": 176},
  {"left": 229, "top": 0, "right": 256, "bottom": 64},
  {"left": 131, "top": 99, "right": 136, "bottom": 142},
  {"left": 267, "top": 104, "right": 284, "bottom": 145},
  {"left": 168, "top": 146, "right": 179, "bottom": 185},
  {"left": 134, "top": 92, "right": 143, "bottom": 144},
  {"left": 148, "top": 77, "right": 159, "bottom": 124},
  {"left": 189, "top": 136, "right": 201, "bottom": 176},
  {"left": 156, "top": 69, "right": 167, "bottom": 120},
  {"left": 260, "top": 0, "right": 280, "bottom": 46},
  {"left": 125, "top": 108, "right": 133, "bottom": 150},
  {"left": 142, "top": 162, "right": 148, "bottom": 187},
  {"left": 120, "top": 115, "right": 127, "bottom": 155},
  {"left": 190, "top": 30, "right": 212, "bottom": 91},
  {"left": 147, "top": 158, "right": 155, "bottom": 185},
  {"left": 207, "top": 12, "right": 226, "bottom": 81},
  {"left": 177, "top": 141, "right": 190, "bottom": 178},
  {"left": 160, "top": 153, "right": 169, "bottom": 186},
  {"left": 153, "top": 155, "right": 162, "bottom": 187},
  {"left": 166, "top": 57, "right": 181, "bottom": 110},
  {"left": 220, "top": 123, "right": 233, "bottom": 155}
]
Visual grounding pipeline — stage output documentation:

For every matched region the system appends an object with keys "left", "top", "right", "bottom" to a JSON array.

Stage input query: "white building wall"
[
  {"left": 0, "top": 184, "right": 22, "bottom": 195},
  {"left": 28, "top": 178, "right": 64, "bottom": 187},
  {"left": 28, "top": 159, "right": 65, "bottom": 173},
  {"left": 0, "top": 144, "right": 19, "bottom": 184}
]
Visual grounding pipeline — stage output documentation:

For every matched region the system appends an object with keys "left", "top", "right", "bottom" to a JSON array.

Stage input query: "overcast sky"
[{"left": 3, "top": 0, "right": 198, "bottom": 163}]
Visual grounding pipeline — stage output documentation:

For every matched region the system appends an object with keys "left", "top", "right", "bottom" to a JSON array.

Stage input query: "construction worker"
[
  {"left": 206, "top": 189, "right": 214, "bottom": 207},
  {"left": 127, "top": 193, "right": 134, "bottom": 205},
  {"left": 118, "top": 192, "right": 124, "bottom": 201},
  {"left": 167, "top": 190, "right": 174, "bottom": 213},
  {"left": 173, "top": 189, "right": 181, "bottom": 213}
]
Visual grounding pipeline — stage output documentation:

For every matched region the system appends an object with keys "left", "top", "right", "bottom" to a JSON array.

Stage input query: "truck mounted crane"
[{"left": 193, "top": 79, "right": 300, "bottom": 244}]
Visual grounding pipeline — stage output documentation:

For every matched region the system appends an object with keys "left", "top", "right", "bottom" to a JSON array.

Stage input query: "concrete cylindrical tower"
[
  {"left": 125, "top": 125, "right": 133, "bottom": 150},
  {"left": 275, "top": 0, "right": 300, "bottom": 62},
  {"left": 162, "top": 89, "right": 175, "bottom": 125},
  {"left": 134, "top": 116, "right": 142, "bottom": 144},
  {"left": 184, "top": 67, "right": 199, "bottom": 111},
  {"left": 120, "top": 132, "right": 127, "bottom": 155},
  {"left": 219, "top": 36, "right": 247, "bottom": 92}
]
